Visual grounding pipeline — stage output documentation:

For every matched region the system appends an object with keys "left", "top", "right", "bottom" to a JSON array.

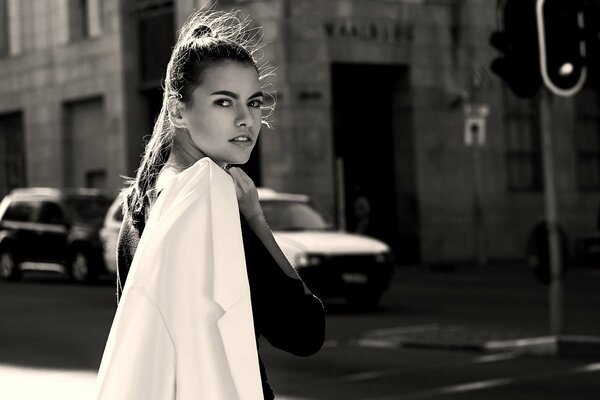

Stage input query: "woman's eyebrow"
[
  {"left": 210, "top": 90, "right": 264, "bottom": 99},
  {"left": 249, "top": 91, "right": 265, "bottom": 99}
]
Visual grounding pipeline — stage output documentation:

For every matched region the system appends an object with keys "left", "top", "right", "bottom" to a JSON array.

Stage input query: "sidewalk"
[
  {"left": 0, "top": 364, "right": 96, "bottom": 400},
  {"left": 363, "top": 262, "right": 600, "bottom": 357},
  {"left": 0, "top": 364, "right": 307, "bottom": 400},
  {"left": 357, "top": 323, "right": 600, "bottom": 357}
]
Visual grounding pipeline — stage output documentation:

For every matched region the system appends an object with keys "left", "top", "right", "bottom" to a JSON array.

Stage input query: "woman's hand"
[
  {"left": 227, "top": 167, "right": 263, "bottom": 219},
  {"left": 228, "top": 167, "right": 310, "bottom": 287}
]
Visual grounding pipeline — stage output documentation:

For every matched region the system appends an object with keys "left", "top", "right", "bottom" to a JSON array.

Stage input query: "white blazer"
[{"left": 96, "top": 157, "right": 263, "bottom": 399}]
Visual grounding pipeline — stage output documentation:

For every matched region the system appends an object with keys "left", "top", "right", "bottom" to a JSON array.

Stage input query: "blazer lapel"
[
  {"left": 209, "top": 162, "right": 247, "bottom": 310},
  {"left": 217, "top": 294, "right": 263, "bottom": 399}
]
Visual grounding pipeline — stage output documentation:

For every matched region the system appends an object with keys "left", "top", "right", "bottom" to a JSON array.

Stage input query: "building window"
[
  {"left": 574, "top": 87, "right": 600, "bottom": 190},
  {"left": 0, "top": 0, "right": 8, "bottom": 56},
  {"left": 503, "top": 91, "right": 543, "bottom": 192},
  {"left": 0, "top": 112, "right": 27, "bottom": 198},
  {"left": 138, "top": 8, "right": 175, "bottom": 88},
  {"left": 63, "top": 97, "right": 108, "bottom": 188},
  {"left": 69, "top": 0, "right": 89, "bottom": 40},
  {"left": 68, "top": 0, "right": 102, "bottom": 41}
]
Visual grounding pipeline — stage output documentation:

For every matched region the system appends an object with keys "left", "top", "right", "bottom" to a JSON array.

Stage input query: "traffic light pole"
[{"left": 539, "top": 88, "right": 563, "bottom": 337}]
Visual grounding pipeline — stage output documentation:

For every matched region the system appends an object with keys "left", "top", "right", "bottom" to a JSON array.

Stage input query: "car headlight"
[
  {"left": 294, "top": 254, "right": 309, "bottom": 267},
  {"left": 293, "top": 254, "right": 322, "bottom": 267}
]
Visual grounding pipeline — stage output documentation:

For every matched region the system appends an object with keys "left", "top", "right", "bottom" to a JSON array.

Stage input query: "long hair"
[{"left": 120, "top": 7, "right": 274, "bottom": 227}]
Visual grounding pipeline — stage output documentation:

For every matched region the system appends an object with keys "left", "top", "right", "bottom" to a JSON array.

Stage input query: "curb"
[
  {"left": 483, "top": 336, "right": 557, "bottom": 355},
  {"left": 483, "top": 335, "right": 600, "bottom": 358},
  {"left": 356, "top": 329, "right": 600, "bottom": 359}
]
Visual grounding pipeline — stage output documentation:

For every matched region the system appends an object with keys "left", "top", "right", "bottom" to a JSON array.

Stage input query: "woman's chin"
[
  {"left": 229, "top": 154, "right": 252, "bottom": 165},
  {"left": 214, "top": 155, "right": 250, "bottom": 167}
]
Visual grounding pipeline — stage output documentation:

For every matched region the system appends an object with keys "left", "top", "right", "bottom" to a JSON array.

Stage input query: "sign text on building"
[{"left": 324, "top": 20, "right": 414, "bottom": 44}]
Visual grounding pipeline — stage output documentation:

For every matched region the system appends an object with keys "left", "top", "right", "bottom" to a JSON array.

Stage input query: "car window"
[
  {"left": 260, "top": 200, "right": 334, "bottom": 231},
  {"left": 37, "top": 202, "right": 67, "bottom": 224},
  {"left": 63, "top": 196, "right": 113, "bottom": 225},
  {"left": 2, "top": 200, "right": 40, "bottom": 223}
]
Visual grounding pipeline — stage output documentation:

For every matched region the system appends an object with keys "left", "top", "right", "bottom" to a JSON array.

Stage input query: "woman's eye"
[
  {"left": 215, "top": 99, "right": 232, "bottom": 107},
  {"left": 248, "top": 99, "right": 264, "bottom": 108}
]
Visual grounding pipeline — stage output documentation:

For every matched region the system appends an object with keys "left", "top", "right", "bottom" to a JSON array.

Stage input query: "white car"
[
  {"left": 100, "top": 188, "right": 394, "bottom": 308},
  {"left": 99, "top": 194, "right": 123, "bottom": 275},
  {"left": 258, "top": 188, "right": 394, "bottom": 309}
]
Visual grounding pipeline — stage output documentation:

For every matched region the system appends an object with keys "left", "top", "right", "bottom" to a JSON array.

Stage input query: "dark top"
[{"left": 116, "top": 205, "right": 326, "bottom": 399}]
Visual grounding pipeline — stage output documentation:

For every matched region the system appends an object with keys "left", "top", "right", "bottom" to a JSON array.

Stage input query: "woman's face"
[{"left": 179, "top": 61, "right": 264, "bottom": 166}]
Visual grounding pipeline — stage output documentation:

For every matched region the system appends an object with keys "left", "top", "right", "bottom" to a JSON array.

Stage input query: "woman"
[{"left": 96, "top": 8, "right": 325, "bottom": 400}]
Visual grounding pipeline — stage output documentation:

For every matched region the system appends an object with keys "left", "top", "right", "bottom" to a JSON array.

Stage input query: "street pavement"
[
  {"left": 0, "top": 262, "right": 598, "bottom": 399},
  {"left": 347, "top": 263, "right": 600, "bottom": 356},
  {"left": 0, "top": 364, "right": 96, "bottom": 400},
  {"left": 262, "top": 263, "right": 600, "bottom": 399}
]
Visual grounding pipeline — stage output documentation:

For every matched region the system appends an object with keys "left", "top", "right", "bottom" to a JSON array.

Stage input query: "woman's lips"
[{"left": 229, "top": 136, "right": 254, "bottom": 148}]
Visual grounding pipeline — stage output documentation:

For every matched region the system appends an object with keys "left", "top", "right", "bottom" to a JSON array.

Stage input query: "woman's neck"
[
  {"left": 168, "top": 143, "right": 202, "bottom": 172},
  {"left": 168, "top": 139, "right": 227, "bottom": 171},
  {"left": 155, "top": 144, "right": 228, "bottom": 200}
]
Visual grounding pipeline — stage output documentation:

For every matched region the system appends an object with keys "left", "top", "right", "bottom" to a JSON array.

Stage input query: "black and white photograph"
[{"left": 0, "top": 0, "right": 599, "bottom": 399}]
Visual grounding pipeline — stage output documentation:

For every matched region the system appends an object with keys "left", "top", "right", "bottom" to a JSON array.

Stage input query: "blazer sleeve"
[{"left": 240, "top": 213, "right": 325, "bottom": 357}]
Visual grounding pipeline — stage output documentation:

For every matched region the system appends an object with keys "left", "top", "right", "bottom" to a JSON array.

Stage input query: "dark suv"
[{"left": 0, "top": 188, "right": 114, "bottom": 283}]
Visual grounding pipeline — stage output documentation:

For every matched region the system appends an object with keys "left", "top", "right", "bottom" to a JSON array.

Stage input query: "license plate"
[{"left": 342, "top": 273, "right": 368, "bottom": 284}]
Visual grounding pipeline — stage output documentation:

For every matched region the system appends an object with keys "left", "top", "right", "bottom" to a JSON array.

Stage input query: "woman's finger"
[{"left": 228, "top": 167, "right": 255, "bottom": 190}]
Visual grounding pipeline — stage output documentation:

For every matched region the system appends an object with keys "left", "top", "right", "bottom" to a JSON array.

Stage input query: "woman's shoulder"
[{"left": 155, "top": 166, "right": 180, "bottom": 194}]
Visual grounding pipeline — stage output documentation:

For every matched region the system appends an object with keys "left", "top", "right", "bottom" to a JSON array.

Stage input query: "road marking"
[
  {"left": 341, "top": 369, "right": 400, "bottom": 382},
  {"left": 439, "top": 378, "right": 513, "bottom": 394},
  {"left": 574, "top": 362, "right": 600, "bottom": 373},
  {"left": 474, "top": 352, "right": 518, "bottom": 363},
  {"left": 364, "top": 324, "right": 440, "bottom": 338},
  {"left": 361, "top": 361, "right": 600, "bottom": 400},
  {"left": 278, "top": 397, "right": 314, "bottom": 400},
  {"left": 321, "top": 339, "right": 340, "bottom": 348},
  {"left": 354, "top": 324, "right": 442, "bottom": 350},
  {"left": 354, "top": 338, "right": 401, "bottom": 349}
]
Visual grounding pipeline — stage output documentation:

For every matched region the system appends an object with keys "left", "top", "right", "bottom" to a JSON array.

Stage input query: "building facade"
[
  {"left": 0, "top": 0, "right": 125, "bottom": 192},
  {"left": 1, "top": 0, "right": 598, "bottom": 265}
]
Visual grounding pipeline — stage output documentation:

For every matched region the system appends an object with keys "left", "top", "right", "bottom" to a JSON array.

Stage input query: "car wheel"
[
  {"left": 69, "top": 252, "right": 98, "bottom": 284},
  {"left": 346, "top": 289, "right": 383, "bottom": 311},
  {"left": 0, "top": 250, "right": 21, "bottom": 281}
]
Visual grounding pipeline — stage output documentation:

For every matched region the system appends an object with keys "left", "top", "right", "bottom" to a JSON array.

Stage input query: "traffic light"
[
  {"left": 583, "top": 0, "right": 600, "bottom": 88},
  {"left": 537, "top": 0, "right": 587, "bottom": 96},
  {"left": 490, "top": 0, "right": 542, "bottom": 98}
]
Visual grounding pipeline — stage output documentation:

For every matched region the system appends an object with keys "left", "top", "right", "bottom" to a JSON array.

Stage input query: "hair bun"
[{"left": 192, "top": 25, "right": 214, "bottom": 39}]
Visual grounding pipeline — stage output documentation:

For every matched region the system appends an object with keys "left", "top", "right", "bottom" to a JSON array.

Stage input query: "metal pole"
[
  {"left": 539, "top": 89, "right": 563, "bottom": 336},
  {"left": 473, "top": 138, "right": 487, "bottom": 266},
  {"left": 335, "top": 157, "right": 346, "bottom": 231}
]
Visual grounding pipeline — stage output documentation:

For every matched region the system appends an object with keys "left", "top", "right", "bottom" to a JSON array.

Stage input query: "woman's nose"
[{"left": 235, "top": 106, "right": 254, "bottom": 128}]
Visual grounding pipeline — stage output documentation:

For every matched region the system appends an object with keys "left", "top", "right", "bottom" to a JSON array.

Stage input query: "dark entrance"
[{"left": 331, "top": 63, "right": 420, "bottom": 263}]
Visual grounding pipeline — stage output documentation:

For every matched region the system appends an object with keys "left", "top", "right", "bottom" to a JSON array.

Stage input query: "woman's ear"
[{"left": 167, "top": 98, "right": 187, "bottom": 129}]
